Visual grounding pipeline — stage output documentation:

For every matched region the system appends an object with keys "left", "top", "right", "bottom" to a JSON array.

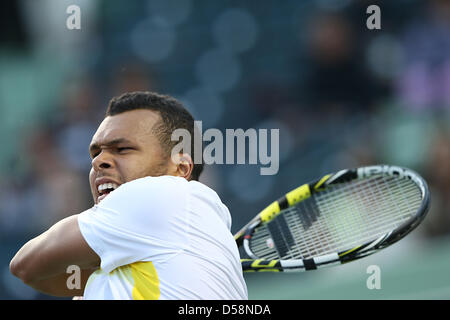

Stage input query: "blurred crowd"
[{"left": 0, "top": 0, "right": 449, "bottom": 298}]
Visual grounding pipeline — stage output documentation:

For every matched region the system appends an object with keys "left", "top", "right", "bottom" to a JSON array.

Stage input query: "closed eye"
[
  {"left": 91, "top": 150, "right": 100, "bottom": 159},
  {"left": 117, "top": 147, "right": 133, "bottom": 153}
]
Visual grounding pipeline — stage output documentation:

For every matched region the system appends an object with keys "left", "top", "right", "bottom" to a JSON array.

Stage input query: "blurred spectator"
[
  {"left": 109, "top": 61, "right": 159, "bottom": 96},
  {"left": 26, "top": 126, "right": 90, "bottom": 228},
  {"left": 0, "top": 126, "right": 89, "bottom": 235},
  {"left": 54, "top": 76, "right": 102, "bottom": 172},
  {"left": 303, "top": 11, "right": 379, "bottom": 117},
  {"left": 397, "top": 0, "right": 450, "bottom": 111}
]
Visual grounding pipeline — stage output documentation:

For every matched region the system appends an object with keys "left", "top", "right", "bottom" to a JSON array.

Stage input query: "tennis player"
[{"left": 10, "top": 91, "right": 248, "bottom": 300}]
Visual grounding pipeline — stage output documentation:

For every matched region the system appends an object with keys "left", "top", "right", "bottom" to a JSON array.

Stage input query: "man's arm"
[
  {"left": 24, "top": 268, "right": 97, "bottom": 297},
  {"left": 9, "top": 214, "right": 100, "bottom": 295}
]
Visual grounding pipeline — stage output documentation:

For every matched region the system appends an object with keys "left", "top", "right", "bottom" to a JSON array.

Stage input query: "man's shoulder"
[
  {"left": 187, "top": 180, "right": 231, "bottom": 229},
  {"left": 124, "top": 176, "right": 219, "bottom": 199},
  {"left": 104, "top": 175, "right": 223, "bottom": 206},
  {"left": 124, "top": 175, "right": 188, "bottom": 187},
  {"left": 114, "top": 175, "right": 188, "bottom": 196},
  {"left": 99, "top": 175, "right": 225, "bottom": 216},
  {"left": 95, "top": 176, "right": 189, "bottom": 213}
]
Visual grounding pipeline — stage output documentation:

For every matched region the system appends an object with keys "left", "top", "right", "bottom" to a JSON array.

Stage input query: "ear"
[{"left": 170, "top": 152, "right": 194, "bottom": 180}]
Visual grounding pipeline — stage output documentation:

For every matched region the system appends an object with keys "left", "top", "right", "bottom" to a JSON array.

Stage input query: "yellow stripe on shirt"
[{"left": 130, "top": 261, "right": 160, "bottom": 300}]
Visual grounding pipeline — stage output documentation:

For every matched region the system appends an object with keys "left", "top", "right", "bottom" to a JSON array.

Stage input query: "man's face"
[{"left": 89, "top": 109, "right": 171, "bottom": 204}]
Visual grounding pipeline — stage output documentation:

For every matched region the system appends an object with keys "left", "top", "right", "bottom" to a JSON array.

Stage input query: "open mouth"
[{"left": 97, "top": 182, "right": 119, "bottom": 202}]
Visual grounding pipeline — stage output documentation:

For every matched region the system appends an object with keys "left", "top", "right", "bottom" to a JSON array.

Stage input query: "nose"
[{"left": 92, "top": 150, "right": 113, "bottom": 171}]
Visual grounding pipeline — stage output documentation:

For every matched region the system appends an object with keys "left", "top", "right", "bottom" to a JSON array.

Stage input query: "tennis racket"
[{"left": 235, "top": 165, "right": 430, "bottom": 272}]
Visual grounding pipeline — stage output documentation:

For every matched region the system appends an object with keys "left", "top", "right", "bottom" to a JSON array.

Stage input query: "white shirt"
[{"left": 77, "top": 175, "right": 248, "bottom": 300}]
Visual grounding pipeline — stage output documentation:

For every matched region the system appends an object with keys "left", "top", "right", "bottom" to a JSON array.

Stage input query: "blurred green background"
[{"left": 1, "top": 0, "right": 449, "bottom": 299}]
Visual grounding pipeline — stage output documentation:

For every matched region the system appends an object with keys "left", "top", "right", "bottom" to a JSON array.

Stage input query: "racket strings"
[
  {"left": 316, "top": 175, "right": 421, "bottom": 244},
  {"left": 249, "top": 175, "right": 422, "bottom": 260},
  {"left": 300, "top": 176, "right": 420, "bottom": 257}
]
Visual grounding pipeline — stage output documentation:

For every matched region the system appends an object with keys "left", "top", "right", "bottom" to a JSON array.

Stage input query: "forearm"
[
  {"left": 10, "top": 233, "right": 56, "bottom": 283},
  {"left": 26, "top": 268, "right": 97, "bottom": 297},
  {"left": 10, "top": 215, "right": 100, "bottom": 284}
]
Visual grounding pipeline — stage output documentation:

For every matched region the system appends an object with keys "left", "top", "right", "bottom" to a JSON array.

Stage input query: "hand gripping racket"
[{"left": 235, "top": 165, "right": 430, "bottom": 272}]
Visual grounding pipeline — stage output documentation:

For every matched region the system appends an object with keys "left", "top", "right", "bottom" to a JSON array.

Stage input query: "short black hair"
[{"left": 106, "top": 91, "right": 203, "bottom": 181}]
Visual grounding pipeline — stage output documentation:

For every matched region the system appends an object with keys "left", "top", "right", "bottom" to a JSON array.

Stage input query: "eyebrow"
[{"left": 89, "top": 138, "right": 134, "bottom": 155}]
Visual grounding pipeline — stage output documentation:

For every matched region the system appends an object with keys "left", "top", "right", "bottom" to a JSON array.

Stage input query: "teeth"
[{"left": 97, "top": 183, "right": 119, "bottom": 193}]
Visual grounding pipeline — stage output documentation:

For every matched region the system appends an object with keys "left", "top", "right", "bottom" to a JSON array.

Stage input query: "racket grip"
[{"left": 241, "top": 259, "right": 282, "bottom": 272}]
